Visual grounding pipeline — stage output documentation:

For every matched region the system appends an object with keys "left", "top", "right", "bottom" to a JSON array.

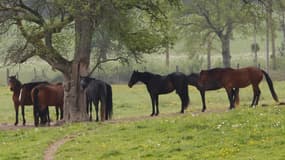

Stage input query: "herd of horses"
[{"left": 7, "top": 66, "right": 280, "bottom": 127}]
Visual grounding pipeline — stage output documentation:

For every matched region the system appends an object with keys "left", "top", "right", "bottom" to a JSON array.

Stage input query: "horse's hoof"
[
  {"left": 155, "top": 113, "right": 159, "bottom": 116},
  {"left": 150, "top": 113, "right": 155, "bottom": 116},
  {"left": 14, "top": 122, "right": 18, "bottom": 126},
  {"left": 201, "top": 109, "right": 206, "bottom": 112}
]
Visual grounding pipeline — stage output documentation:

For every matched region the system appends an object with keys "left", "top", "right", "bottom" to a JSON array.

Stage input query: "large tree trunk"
[
  {"left": 266, "top": 3, "right": 270, "bottom": 73},
  {"left": 63, "top": 12, "right": 93, "bottom": 122},
  {"left": 220, "top": 36, "right": 231, "bottom": 68},
  {"left": 268, "top": 0, "right": 276, "bottom": 70},
  {"left": 166, "top": 44, "right": 170, "bottom": 67},
  {"left": 206, "top": 38, "right": 212, "bottom": 69}
]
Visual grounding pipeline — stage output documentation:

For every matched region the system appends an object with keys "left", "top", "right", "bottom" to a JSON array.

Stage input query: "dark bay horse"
[
  {"left": 198, "top": 67, "right": 279, "bottom": 109},
  {"left": 32, "top": 83, "right": 64, "bottom": 126},
  {"left": 187, "top": 72, "right": 239, "bottom": 112},
  {"left": 8, "top": 76, "right": 48, "bottom": 125},
  {"left": 128, "top": 70, "right": 189, "bottom": 116},
  {"left": 80, "top": 76, "right": 113, "bottom": 121}
]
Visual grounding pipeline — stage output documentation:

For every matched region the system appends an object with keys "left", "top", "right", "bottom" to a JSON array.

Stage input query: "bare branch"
[{"left": 88, "top": 57, "right": 128, "bottom": 76}]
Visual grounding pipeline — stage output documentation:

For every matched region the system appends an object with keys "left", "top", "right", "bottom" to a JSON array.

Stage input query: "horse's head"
[
  {"left": 8, "top": 75, "right": 21, "bottom": 91},
  {"left": 80, "top": 76, "right": 92, "bottom": 89},
  {"left": 128, "top": 70, "right": 139, "bottom": 88}
]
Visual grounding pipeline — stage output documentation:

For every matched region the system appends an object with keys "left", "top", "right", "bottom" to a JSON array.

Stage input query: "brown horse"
[
  {"left": 31, "top": 83, "right": 64, "bottom": 126},
  {"left": 198, "top": 67, "right": 279, "bottom": 109},
  {"left": 187, "top": 72, "right": 239, "bottom": 112},
  {"left": 8, "top": 76, "right": 48, "bottom": 125}
]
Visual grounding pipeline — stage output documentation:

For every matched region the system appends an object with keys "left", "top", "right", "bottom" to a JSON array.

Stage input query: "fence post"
[
  {"left": 176, "top": 65, "right": 179, "bottom": 72},
  {"left": 6, "top": 68, "right": 9, "bottom": 84}
]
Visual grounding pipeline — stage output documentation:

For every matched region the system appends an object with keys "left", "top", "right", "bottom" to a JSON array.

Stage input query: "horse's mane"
[
  {"left": 21, "top": 81, "right": 49, "bottom": 90},
  {"left": 203, "top": 67, "right": 234, "bottom": 74}
]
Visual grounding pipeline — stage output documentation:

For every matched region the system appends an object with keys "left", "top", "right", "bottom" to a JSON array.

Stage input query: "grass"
[{"left": 0, "top": 81, "right": 284, "bottom": 159}]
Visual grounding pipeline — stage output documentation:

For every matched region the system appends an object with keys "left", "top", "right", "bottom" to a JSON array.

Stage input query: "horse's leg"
[
  {"left": 226, "top": 88, "right": 235, "bottom": 109},
  {"left": 255, "top": 87, "right": 261, "bottom": 106},
  {"left": 178, "top": 93, "right": 185, "bottom": 113},
  {"left": 46, "top": 107, "right": 50, "bottom": 126},
  {"left": 155, "top": 95, "right": 159, "bottom": 116},
  {"left": 230, "top": 88, "right": 236, "bottom": 109},
  {"left": 100, "top": 100, "right": 106, "bottom": 121},
  {"left": 60, "top": 106, "right": 63, "bottom": 120},
  {"left": 150, "top": 94, "right": 155, "bottom": 116},
  {"left": 252, "top": 85, "right": 261, "bottom": 106},
  {"left": 14, "top": 104, "right": 19, "bottom": 126},
  {"left": 250, "top": 86, "right": 257, "bottom": 107},
  {"left": 234, "top": 88, "right": 240, "bottom": 106},
  {"left": 55, "top": 106, "right": 59, "bottom": 120},
  {"left": 94, "top": 100, "right": 99, "bottom": 122},
  {"left": 200, "top": 90, "right": 206, "bottom": 112},
  {"left": 21, "top": 105, "right": 26, "bottom": 126}
]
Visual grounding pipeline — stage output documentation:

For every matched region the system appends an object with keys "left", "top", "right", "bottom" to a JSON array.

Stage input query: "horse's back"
[
  {"left": 32, "top": 83, "right": 64, "bottom": 106},
  {"left": 21, "top": 82, "right": 49, "bottom": 105}
]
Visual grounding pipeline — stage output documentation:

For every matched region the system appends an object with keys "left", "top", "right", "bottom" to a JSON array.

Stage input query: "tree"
[
  {"left": 180, "top": 0, "right": 257, "bottom": 67},
  {"left": 0, "top": 0, "right": 179, "bottom": 122}
]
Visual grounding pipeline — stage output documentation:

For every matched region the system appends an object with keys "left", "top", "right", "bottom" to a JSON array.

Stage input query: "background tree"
[{"left": 180, "top": 0, "right": 259, "bottom": 67}]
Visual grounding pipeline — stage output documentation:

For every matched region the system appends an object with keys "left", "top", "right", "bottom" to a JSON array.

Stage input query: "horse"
[
  {"left": 80, "top": 76, "right": 113, "bottom": 122},
  {"left": 198, "top": 67, "right": 279, "bottom": 109},
  {"left": 128, "top": 70, "right": 190, "bottom": 116},
  {"left": 32, "top": 83, "right": 64, "bottom": 126},
  {"left": 8, "top": 75, "right": 49, "bottom": 125},
  {"left": 187, "top": 72, "right": 239, "bottom": 112}
]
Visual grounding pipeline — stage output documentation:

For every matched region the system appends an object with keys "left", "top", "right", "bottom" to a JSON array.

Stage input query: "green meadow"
[{"left": 0, "top": 81, "right": 284, "bottom": 159}]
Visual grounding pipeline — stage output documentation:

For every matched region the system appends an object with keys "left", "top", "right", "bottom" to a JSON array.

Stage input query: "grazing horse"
[
  {"left": 187, "top": 72, "right": 239, "bottom": 112},
  {"left": 128, "top": 70, "right": 190, "bottom": 116},
  {"left": 32, "top": 83, "right": 64, "bottom": 126},
  {"left": 8, "top": 76, "right": 48, "bottom": 125},
  {"left": 198, "top": 67, "right": 279, "bottom": 109},
  {"left": 80, "top": 76, "right": 113, "bottom": 121}
]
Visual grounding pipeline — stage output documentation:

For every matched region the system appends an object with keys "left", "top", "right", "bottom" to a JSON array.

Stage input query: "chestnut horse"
[
  {"left": 128, "top": 71, "right": 189, "bottom": 116},
  {"left": 198, "top": 67, "right": 279, "bottom": 109},
  {"left": 8, "top": 76, "right": 48, "bottom": 125},
  {"left": 187, "top": 72, "right": 239, "bottom": 112},
  {"left": 32, "top": 83, "right": 64, "bottom": 126}
]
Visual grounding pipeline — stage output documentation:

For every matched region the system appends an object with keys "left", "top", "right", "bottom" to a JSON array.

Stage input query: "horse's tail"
[
  {"left": 106, "top": 84, "right": 113, "bottom": 120},
  {"left": 32, "top": 88, "right": 40, "bottom": 126},
  {"left": 261, "top": 70, "right": 279, "bottom": 102}
]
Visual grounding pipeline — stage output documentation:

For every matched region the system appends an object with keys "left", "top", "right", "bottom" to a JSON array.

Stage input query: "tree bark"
[
  {"left": 268, "top": 0, "right": 276, "bottom": 70},
  {"left": 266, "top": 4, "right": 270, "bottom": 73},
  {"left": 165, "top": 44, "right": 170, "bottom": 67},
  {"left": 63, "top": 12, "right": 93, "bottom": 122},
  {"left": 206, "top": 38, "right": 212, "bottom": 69},
  {"left": 220, "top": 35, "right": 231, "bottom": 68}
]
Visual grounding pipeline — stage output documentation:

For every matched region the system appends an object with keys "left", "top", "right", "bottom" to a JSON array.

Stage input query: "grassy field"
[{"left": 0, "top": 81, "right": 285, "bottom": 159}]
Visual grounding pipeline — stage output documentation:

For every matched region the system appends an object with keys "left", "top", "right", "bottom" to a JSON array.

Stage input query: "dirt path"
[
  {"left": 44, "top": 133, "right": 78, "bottom": 160},
  {"left": 0, "top": 108, "right": 228, "bottom": 160}
]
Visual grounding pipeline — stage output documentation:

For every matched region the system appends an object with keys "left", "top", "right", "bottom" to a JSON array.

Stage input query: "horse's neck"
[
  {"left": 188, "top": 74, "right": 199, "bottom": 86},
  {"left": 138, "top": 73, "right": 153, "bottom": 84}
]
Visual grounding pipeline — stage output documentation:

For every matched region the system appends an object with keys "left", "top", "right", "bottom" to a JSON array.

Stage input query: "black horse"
[
  {"left": 128, "top": 70, "right": 190, "bottom": 116},
  {"left": 187, "top": 72, "right": 240, "bottom": 112},
  {"left": 80, "top": 76, "right": 113, "bottom": 121}
]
